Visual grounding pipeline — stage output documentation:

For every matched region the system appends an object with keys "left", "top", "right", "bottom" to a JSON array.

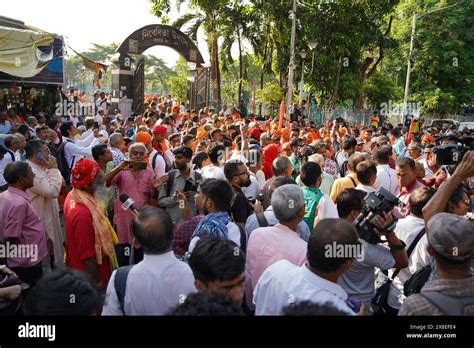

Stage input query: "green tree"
[
  {"left": 149, "top": 0, "right": 228, "bottom": 108},
  {"left": 167, "top": 57, "right": 189, "bottom": 102},
  {"left": 144, "top": 55, "right": 175, "bottom": 94},
  {"left": 255, "top": 82, "right": 284, "bottom": 115},
  {"left": 386, "top": 0, "right": 474, "bottom": 114}
]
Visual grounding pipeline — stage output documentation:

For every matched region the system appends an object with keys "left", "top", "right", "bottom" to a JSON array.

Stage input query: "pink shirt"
[
  {"left": 393, "top": 179, "right": 426, "bottom": 219},
  {"left": 111, "top": 169, "right": 155, "bottom": 244},
  {"left": 0, "top": 187, "right": 48, "bottom": 268},
  {"left": 245, "top": 223, "right": 307, "bottom": 310}
]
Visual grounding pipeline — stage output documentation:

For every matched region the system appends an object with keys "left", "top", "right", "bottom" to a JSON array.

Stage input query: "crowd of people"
[{"left": 0, "top": 91, "right": 473, "bottom": 316}]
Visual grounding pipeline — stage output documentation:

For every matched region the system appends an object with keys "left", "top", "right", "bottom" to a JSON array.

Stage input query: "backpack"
[
  {"left": 403, "top": 264, "right": 432, "bottom": 297},
  {"left": 164, "top": 169, "right": 203, "bottom": 198},
  {"left": 335, "top": 151, "right": 349, "bottom": 177},
  {"left": 114, "top": 265, "right": 134, "bottom": 315},
  {"left": 56, "top": 140, "right": 74, "bottom": 186},
  {"left": 420, "top": 291, "right": 474, "bottom": 315}
]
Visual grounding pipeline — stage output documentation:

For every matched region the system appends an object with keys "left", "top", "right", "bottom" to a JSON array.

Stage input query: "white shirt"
[
  {"left": 241, "top": 172, "right": 260, "bottom": 199},
  {"left": 256, "top": 170, "right": 266, "bottom": 189},
  {"left": 149, "top": 149, "right": 166, "bottom": 177},
  {"left": 200, "top": 165, "right": 226, "bottom": 181},
  {"left": 188, "top": 221, "right": 241, "bottom": 253},
  {"left": 0, "top": 152, "right": 14, "bottom": 186},
  {"left": 102, "top": 251, "right": 196, "bottom": 315},
  {"left": 63, "top": 135, "right": 99, "bottom": 169},
  {"left": 410, "top": 234, "right": 431, "bottom": 275},
  {"left": 387, "top": 215, "right": 425, "bottom": 309},
  {"left": 375, "top": 164, "right": 397, "bottom": 195},
  {"left": 254, "top": 260, "right": 354, "bottom": 315},
  {"left": 355, "top": 184, "right": 376, "bottom": 194},
  {"left": 314, "top": 193, "right": 339, "bottom": 226},
  {"left": 421, "top": 159, "right": 436, "bottom": 179}
]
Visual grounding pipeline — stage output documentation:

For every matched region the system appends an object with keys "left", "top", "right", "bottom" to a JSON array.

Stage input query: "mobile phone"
[
  {"left": 128, "top": 161, "right": 147, "bottom": 170},
  {"left": 94, "top": 122, "right": 100, "bottom": 129},
  {"left": 183, "top": 180, "right": 198, "bottom": 193}
]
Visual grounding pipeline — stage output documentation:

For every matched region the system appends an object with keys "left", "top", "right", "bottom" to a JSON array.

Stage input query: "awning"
[{"left": 0, "top": 25, "right": 57, "bottom": 78}]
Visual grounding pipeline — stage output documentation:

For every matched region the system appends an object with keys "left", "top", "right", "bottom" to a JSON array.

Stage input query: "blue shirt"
[
  {"left": 0, "top": 120, "right": 12, "bottom": 135},
  {"left": 392, "top": 137, "right": 405, "bottom": 159}
]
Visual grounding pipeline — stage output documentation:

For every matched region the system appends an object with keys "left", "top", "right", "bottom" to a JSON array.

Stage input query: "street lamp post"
[
  {"left": 286, "top": 0, "right": 297, "bottom": 117},
  {"left": 402, "top": 3, "right": 460, "bottom": 121},
  {"left": 395, "top": 65, "right": 401, "bottom": 86},
  {"left": 298, "top": 50, "right": 307, "bottom": 104},
  {"left": 308, "top": 40, "right": 318, "bottom": 76}
]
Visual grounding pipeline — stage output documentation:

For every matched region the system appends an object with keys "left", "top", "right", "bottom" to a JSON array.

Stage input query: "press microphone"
[{"left": 119, "top": 194, "right": 139, "bottom": 214}]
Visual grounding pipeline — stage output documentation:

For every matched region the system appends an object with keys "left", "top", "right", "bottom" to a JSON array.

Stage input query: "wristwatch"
[{"left": 389, "top": 240, "right": 406, "bottom": 252}]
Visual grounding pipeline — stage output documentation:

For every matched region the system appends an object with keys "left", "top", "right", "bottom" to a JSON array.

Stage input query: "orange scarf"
[{"left": 70, "top": 188, "right": 118, "bottom": 269}]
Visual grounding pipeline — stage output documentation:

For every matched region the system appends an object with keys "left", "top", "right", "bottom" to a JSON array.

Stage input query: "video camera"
[
  {"left": 435, "top": 135, "right": 474, "bottom": 166},
  {"left": 353, "top": 187, "right": 402, "bottom": 244}
]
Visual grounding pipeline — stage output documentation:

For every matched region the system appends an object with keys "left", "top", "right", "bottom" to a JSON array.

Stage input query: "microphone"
[{"left": 119, "top": 194, "right": 139, "bottom": 214}]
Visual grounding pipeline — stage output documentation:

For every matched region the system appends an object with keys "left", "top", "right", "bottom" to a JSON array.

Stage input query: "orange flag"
[
  {"left": 405, "top": 118, "right": 415, "bottom": 146},
  {"left": 278, "top": 99, "right": 285, "bottom": 131}
]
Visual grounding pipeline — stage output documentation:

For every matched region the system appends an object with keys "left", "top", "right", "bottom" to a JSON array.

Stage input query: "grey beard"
[{"left": 93, "top": 185, "right": 108, "bottom": 209}]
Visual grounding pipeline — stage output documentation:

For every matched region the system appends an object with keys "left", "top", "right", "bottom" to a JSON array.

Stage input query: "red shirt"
[{"left": 64, "top": 193, "right": 111, "bottom": 286}]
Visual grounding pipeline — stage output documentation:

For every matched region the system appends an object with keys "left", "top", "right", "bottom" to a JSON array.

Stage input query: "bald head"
[
  {"left": 308, "top": 219, "right": 360, "bottom": 273},
  {"left": 131, "top": 206, "right": 173, "bottom": 254}
]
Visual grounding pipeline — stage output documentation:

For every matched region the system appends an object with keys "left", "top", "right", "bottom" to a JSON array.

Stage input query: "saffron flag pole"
[
  {"left": 278, "top": 99, "right": 285, "bottom": 131},
  {"left": 405, "top": 118, "right": 415, "bottom": 146}
]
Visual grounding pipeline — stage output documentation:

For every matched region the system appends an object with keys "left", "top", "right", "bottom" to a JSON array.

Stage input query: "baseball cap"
[{"left": 427, "top": 213, "right": 474, "bottom": 261}]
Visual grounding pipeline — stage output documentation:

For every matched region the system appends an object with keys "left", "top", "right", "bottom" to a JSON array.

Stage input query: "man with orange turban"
[
  {"left": 64, "top": 158, "right": 118, "bottom": 291},
  {"left": 152, "top": 125, "right": 173, "bottom": 172}
]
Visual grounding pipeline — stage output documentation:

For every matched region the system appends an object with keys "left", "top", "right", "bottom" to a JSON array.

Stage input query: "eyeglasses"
[{"left": 233, "top": 171, "right": 249, "bottom": 178}]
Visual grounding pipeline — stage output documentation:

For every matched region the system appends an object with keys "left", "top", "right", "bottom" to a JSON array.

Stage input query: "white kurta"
[{"left": 26, "top": 160, "right": 65, "bottom": 267}]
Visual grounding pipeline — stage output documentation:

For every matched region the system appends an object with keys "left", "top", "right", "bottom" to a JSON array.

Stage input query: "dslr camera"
[
  {"left": 435, "top": 135, "right": 474, "bottom": 166},
  {"left": 353, "top": 187, "right": 402, "bottom": 244},
  {"left": 249, "top": 193, "right": 264, "bottom": 205}
]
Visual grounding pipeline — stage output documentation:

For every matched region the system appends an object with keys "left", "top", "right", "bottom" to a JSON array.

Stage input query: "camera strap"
[{"left": 348, "top": 176, "right": 357, "bottom": 188}]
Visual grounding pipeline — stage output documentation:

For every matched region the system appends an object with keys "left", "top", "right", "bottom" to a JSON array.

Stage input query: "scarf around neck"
[{"left": 192, "top": 212, "right": 231, "bottom": 240}]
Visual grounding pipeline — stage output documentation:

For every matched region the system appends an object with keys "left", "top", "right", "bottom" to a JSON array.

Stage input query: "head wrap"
[
  {"left": 262, "top": 143, "right": 280, "bottom": 180},
  {"left": 71, "top": 158, "right": 100, "bottom": 189},
  {"left": 152, "top": 125, "right": 167, "bottom": 135},
  {"left": 136, "top": 131, "right": 152, "bottom": 145}
]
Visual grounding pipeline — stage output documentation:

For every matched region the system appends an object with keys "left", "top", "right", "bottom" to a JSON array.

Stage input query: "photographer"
[
  {"left": 158, "top": 146, "right": 201, "bottom": 225},
  {"left": 337, "top": 205, "right": 408, "bottom": 310}
]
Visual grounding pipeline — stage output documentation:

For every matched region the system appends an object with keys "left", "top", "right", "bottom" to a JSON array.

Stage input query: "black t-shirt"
[{"left": 230, "top": 187, "right": 254, "bottom": 224}]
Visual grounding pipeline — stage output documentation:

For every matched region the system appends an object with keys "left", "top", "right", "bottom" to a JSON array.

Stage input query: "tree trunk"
[
  {"left": 259, "top": 71, "right": 264, "bottom": 117},
  {"left": 238, "top": 30, "right": 243, "bottom": 103},
  {"left": 209, "top": 27, "right": 221, "bottom": 109},
  {"left": 331, "top": 56, "right": 343, "bottom": 109}
]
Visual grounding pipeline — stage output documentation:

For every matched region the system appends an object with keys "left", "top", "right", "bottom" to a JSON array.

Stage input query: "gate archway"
[{"left": 111, "top": 24, "right": 208, "bottom": 115}]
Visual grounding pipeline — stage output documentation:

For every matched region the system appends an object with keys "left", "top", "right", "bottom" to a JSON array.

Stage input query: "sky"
[{"left": 2, "top": 0, "right": 210, "bottom": 67}]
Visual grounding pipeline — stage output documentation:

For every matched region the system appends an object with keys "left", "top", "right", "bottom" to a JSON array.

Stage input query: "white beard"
[{"left": 93, "top": 184, "right": 108, "bottom": 209}]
